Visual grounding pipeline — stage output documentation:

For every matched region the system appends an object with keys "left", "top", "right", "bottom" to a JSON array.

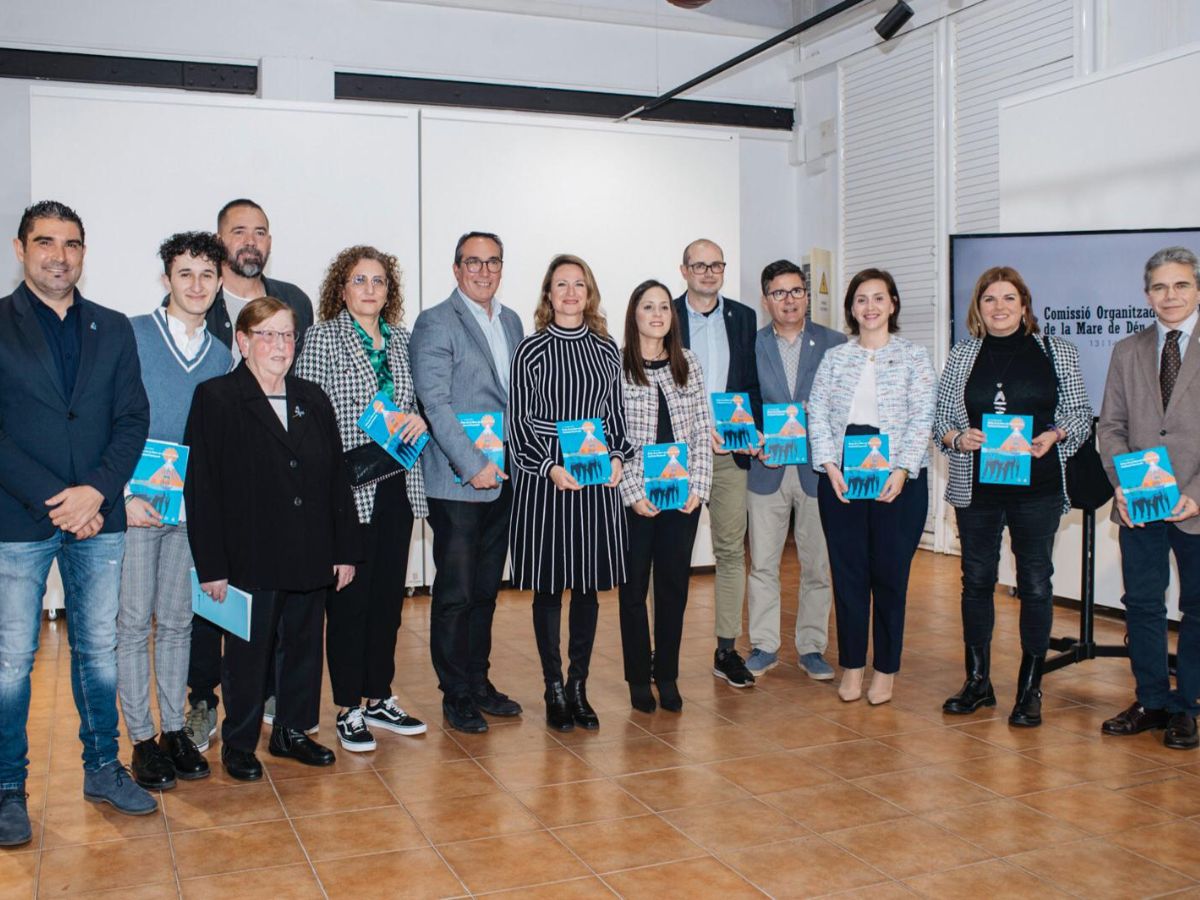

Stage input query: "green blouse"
[{"left": 352, "top": 317, "right": 395, "bottom": 402}]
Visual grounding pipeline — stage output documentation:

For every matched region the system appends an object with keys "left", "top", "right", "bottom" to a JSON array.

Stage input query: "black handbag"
[
  {"left": 343, "top": 440, "right": 403, "bottom": 488},
  {"left": 1042, "top": 336, "right": 1114, "bottom": 511}
]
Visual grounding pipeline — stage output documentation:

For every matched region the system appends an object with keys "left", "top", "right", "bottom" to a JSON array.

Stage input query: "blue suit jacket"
[
  {"left": 747, "top": 320, "right": 845, "bottom": 497},
  {"left": 411, "top": 290, "right": 524, "bottom": 502},
  {"left": 0, "top": 283, "right": 149, "bottom": 540}
]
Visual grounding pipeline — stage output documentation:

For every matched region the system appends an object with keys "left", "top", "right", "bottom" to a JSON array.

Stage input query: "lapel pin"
[
  {"left": 90, "top": 322, "right": 97, "bottom": 331},
  {"left": 294, "top": 405, "right": 306, "bottom": 418}
]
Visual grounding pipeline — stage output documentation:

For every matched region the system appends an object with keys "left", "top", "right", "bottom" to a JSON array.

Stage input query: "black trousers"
[
  {"left": 817, "top": 468, "right": 927, "bottom": 674},
  {"left": 427, "top": 482, "right": 512, "bottom": 699},
  {"left": 221, "top": 586, "right": 325, "bottom": 752},
  {"left": 326, "top": 473, "right": 414, "bottom": 709},
  {"left": 532, "top": 589, "right": 598, "bottom": 684},
  {"left": 618, "top": 506, "right": 701, "bottom": 684},
  {"left": 187, "top": 615, "right": 223, "bottom": 710}
]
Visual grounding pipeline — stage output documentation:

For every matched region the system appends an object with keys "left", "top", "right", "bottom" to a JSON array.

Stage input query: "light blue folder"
[{"left": 190, "top": 569, "right": 252, "bottom": 641}]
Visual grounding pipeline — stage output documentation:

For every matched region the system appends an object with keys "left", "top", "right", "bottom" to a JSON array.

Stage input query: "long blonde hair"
[{"left": 533, "top": 253, "right": 608, "bottom": 338}]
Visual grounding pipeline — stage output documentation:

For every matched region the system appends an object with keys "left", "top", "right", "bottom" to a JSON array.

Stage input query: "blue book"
[
  {"left": 762, "top": 403, "right": 808, "bottom": 466},
  {"left": 979, "top": 413, "right": 1033, "bottom": 486},
  {"left": 556, "top": 418, "right": 612, "bottom": 487},
  {"left": 1114, "top": 445, "right": 1181, "bottom": 524},
  {"left": 643, "top": 442, "right": 688, "bottom": 511},
  {"left": 710, "top": 392, "right": 759, "bottom": 452},
  {"left": 190, "top": 569, "right": 251, "bottom": 641},
  {"left": 128, "top": 439, "right": 189, "bottom": 525},
  {"left": 356, "top": 390, "right": 429, "bottom": 470},
  {"left": 842, "top": 433, "right": 891, "bottom": 500},
  {"left": 454, "top": 411, "right": 505, "bottom": 484}
]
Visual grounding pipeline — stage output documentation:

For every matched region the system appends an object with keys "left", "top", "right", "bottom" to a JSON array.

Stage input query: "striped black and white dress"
[{"left": 508, "top": 322, "right": 633, "bottom": 593}]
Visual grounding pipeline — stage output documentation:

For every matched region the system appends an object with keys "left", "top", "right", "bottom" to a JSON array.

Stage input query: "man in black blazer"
[
  {"left": 0, "top": 201, "right": 153, "bottom": 846},
  {"left": 673, "top": 238, "right": 762, "bottom": 690}
]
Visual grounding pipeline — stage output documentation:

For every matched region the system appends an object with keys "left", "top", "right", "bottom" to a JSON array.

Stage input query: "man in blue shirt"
[{"left": 0, "top": 201, "right": 154, "bottom": 846}]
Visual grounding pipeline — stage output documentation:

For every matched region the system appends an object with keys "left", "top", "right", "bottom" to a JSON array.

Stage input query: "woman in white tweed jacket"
[
  {"left": 294, "top": 245, "right": 428, "bottom": 754},
  {"left": 808, "top": 268, "right": 936, "bottom": 706},
  {"left": 617, "top": 279, "right": 713, "bottom": 714},
  {"left": 933, "top": 266, "right": 1092, "bottom": 729}
]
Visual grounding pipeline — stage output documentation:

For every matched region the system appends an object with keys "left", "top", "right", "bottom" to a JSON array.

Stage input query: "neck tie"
[{"left": 1161, "top": 330, "right": 1182, "bottom": 409}]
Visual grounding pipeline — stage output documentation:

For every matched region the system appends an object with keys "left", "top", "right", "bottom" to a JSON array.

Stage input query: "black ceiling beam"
[
  {"left": 336, "top": 72, "right": 793, "bottom": 131},
  {"left": 0, "top": 47, "right": 257, "bottom": 94}
]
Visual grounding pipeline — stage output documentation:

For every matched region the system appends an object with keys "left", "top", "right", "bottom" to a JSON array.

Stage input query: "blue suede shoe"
[
  {"left": 0, "top": 790, "right": 32, "bottom": 846},
  {"left": 745, "top": 648, "right": 779, "bottom": 676},
  {"left": 83, "top": 761, "right": 158, "bottom": 816},
  {"left": 798, "top": 652, "right": 836, "bottom": 681}
]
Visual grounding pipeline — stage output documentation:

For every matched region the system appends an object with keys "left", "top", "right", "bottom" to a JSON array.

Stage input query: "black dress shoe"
[
  {"left": 544, "top": 681, "right": 574, "bottom": 732},
  {"left": 131, "top": 737, "right": 176, "bottom": 790},
  {"left": 159, "top": 729, "right": 210, "bottom": 780},
  {"left": 1101, "top": 701, "right": 1170, "bottom": 736},
  {"left": 443, "top": 694, "right": 488, "bottom": 734},
  {"left": 268, "top": 724, "right": 336, "bottom": 766},
  {"left": 565, "top": 679, "right": 599, "bottom": 730},
  {"left": 1164, "top": 712, "right": 1199, "bottom": 750},
  {"left": 221, "top": 745, "right": 263, "bottom": 782},
  {"left": 472, "top": 681, "right": 522, "bottom": 718}
]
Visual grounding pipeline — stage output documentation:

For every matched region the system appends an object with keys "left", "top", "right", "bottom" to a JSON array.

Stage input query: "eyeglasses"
[
  {"left": 768, "top": 287, "right": 808, "bottom": 302},
  {"left": 1148, "top": 281, "right": 1197, "bottom": 298},
  {"left": 349, "top": 274, "right": 387, "bottom": 289},
  {"left": 461, "top": 257, "right": 503, "bottom": 274},
  {"left": 687, "top": 261, "right": 726, "bottom": 275},
  {"left": 249, "top": 329, "right": 298, "bottom": 344}
]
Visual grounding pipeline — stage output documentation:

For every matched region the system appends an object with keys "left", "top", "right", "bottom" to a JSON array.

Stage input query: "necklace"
[{"left": 984, "top": 340, "right": 1020, "bottom": 413}]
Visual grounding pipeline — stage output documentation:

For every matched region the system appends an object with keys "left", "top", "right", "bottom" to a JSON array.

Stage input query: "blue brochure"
[
  {"left": 710, "top": 392, "right": 759, "bottom": 452},
  {"left": 842, "top": 433, "right": 891, "bottom": 500},
  {"left": 979, "top": 413, "right": 1033, "bottom": 486},
  {"left": 128, "top": 439, "right": 189, "bottom": 525},
  {"left": 454, "top": 411, "right": 505, "bottom": 484},
  {"left": 357, "top": 390, "right": 429, "bottom": 470},
  {"left": 643, "top": 442, "right": 688, "bottom": 511},
  {"left": 190, "top": 569, "right": 251, "bottom": 641},
  {"left": 762, "top": 403, "right": 808, "bottom": 466},
  {"left": 1114, "top": 445, "right": 1181, "bottom": 524},
  {"left": 556, "top": 418, "right": 612, "bottom": 487}
]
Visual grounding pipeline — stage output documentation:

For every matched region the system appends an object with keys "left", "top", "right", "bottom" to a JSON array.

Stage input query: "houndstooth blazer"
[
  {"left": 932, "top": 334, "right": 1092, "bottom": 514},
  {"left": 294, "top": 309, "right": 428, "bottom": 522}
]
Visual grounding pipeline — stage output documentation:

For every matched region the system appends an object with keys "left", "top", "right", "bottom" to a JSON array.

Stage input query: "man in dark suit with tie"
[
  {"left": 673, "top": 238, "right": 762, "bottom": 689},
  {"left": 1099, "top": 246, "right": 1200, "bottom": 751},
  {"left": 0, "top": 201, "right": 153, "bottom": 846}
]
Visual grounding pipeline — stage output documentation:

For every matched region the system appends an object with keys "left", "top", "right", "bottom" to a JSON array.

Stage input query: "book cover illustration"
[
  {"left": 453, "top": 411, "right": 505, "bottom": 484},
  {"left": 710, "top": 392, "right": 759, "bottom": 452},
  {"left": 357, "top": 390, "right": 430, "bottom": 470},
  {"left": 643, "top": 442, "right": 689, "bottom": 511},
  {"left": 842, "top": 433, "right": 891, "bottom": 500},
  {"left": 762, "top": 403, "right": 808, "bottom": 466},
  {"left": 128, "top": 439, "right": 189, "bottom": 525},
  {"left": 979, "top": 413, "right": 1033, "bottom": 486},
  {"left": 1114, "top": 445, "right": 1181, "bottom": 524},
  {"left": 190, "top": 569, "right": 252, "bottom": 641},
  {"left": 556, "top": 418, "right": 612, "bottom": 487}
]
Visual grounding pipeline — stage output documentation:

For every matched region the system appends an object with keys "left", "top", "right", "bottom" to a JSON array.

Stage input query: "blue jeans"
[
  {"left": 0, "top": 531, "right": 124, "bottom": 789},
  {"left": 1119, "top": 522, "right": 1200, "bottom": 716}
]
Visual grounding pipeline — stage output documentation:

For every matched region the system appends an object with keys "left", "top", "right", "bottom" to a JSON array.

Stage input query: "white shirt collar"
[
  {"left": 685, "top": 293, "right": 723, "bottom": 319},
  {"left": 1157, "top": 308, "right": 1199, "bottom": 342},
  {"left": 457, "top": 288, "right": 502, "bottom": 322}
]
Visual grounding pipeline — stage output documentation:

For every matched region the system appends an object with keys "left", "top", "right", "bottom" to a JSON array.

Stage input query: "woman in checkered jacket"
[
  {"left": 617, "top": 279, "right": 713, "bottom": 714},
  {"left": 933, "top": 266, "right": 1092, "bottom": 729}
]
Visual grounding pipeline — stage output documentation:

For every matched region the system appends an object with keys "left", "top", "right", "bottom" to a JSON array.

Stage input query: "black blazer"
[
  {"left": 183, "top": 364, "right": 360, "bottom": 592},
  {"left": 673, "top": 293, "right": 762, "bottom": 471},
  {"left": 0, "top": 283, "right": 149, "bottom": 540}
]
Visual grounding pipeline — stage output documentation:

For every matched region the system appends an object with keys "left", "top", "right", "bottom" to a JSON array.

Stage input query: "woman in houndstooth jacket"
[
  {"left": 294, "top": 245, "right": 428, "bottom": 754},
  {"left": 618, "top": 279, "right": 713, "bottom": 715}
]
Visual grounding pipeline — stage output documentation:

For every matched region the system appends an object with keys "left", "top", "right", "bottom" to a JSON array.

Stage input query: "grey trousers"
[
  {"left": 710, "top": 453, "right": 749, "bottom": 641},
  {"left": 116, "top": 523, "right": 194, "bottom": 742}
]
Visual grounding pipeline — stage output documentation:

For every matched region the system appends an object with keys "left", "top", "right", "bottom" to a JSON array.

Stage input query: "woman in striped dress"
[{"left": 508, "top": 254, "right": 633, "bottom": 732}]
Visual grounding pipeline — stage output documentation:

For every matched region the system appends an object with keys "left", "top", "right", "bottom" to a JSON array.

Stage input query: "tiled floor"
[{"left": 4, "top": 549, "right": 1198, "bottom": 898}]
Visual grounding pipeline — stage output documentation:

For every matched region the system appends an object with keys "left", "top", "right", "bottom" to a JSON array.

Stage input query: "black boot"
[
  {"left": 629, "top": 683, "right": 656, "bottom": 714},
  {"left": 942, "top": 645, "right": 996, "bottom": 715},
  {"left": 566, "top": 678, "right": 599, "bottom": 730},
  {"left": 1009, "top": 653, "right": 1044, "bottom": 728},
  {"left": 544, "top": 681, "right": 574, "bottom": 732}
]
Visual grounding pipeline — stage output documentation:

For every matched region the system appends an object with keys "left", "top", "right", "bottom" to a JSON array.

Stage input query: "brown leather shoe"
[
  {"left": 1164, "top": 713, "right": 1199, "bottom": 750},
  {"left": 1101, "top": 701, "right": 1169, "bottom": 736}
]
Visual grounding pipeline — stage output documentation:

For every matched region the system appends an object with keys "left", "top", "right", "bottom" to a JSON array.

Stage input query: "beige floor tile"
[
  {"left": 663, "top": 798, "right": 809, "bottom": 852},
  {"left": 38, "top": 835, "right": 175, "bottom": 894},
  {"left": 1016, "top": 782, "right": 1175, "bottom": 835},
  {"left": 825, "top": 816, "right": 990, "bottom": 879},
  {"left": 316, "top": 847, "right": 465, "bottom": 899},
  {"left": 172, "top": 819, "right": 306, "bottom": 879},
  {"left": 761, "top": 780, "right": 908, "bottom": 833},
  {"left": 438, "top": 829, "right": 589, "bottom": 893},
  {"left": 923, "top": 797, "right": 1088, "bottom": 856},
  {"left": 903, "top": 858, "right": 1073, "bottom": 898},
  {"left": 1009, "top": 837, "right": 1195, "bottom": 899},
  {"left": 181, "top": 863, "right": 324, "bottom": 899},
  {"left": 293, "top": 805, "right": 428, "bottom": 860},
  {"left": 722, "top": 834, "right": 888, "bottom": 897},
  {"left": 514, "top": 778, "right": 648, "bottom": 827},
  {"left": 602, "top": 856, "right": 765, "bottom": 898}
]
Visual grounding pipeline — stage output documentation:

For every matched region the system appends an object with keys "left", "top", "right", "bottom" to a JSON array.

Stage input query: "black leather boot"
[
  {"left": 566, "top": 678, "right": 599, "bottom": 730},
  {"left": 544, "top": 681, "right": 574, "bottom": 732},
  {"left": 629, "top": 683, "right": 656, "bottom": 714},
  {"left": 942, "top": 645, "right": 996, "bottom": 714},
  {"left": 268, "top": 724, "right": 336, "bottom": 765},
  {"left": 1008, "top": 653, "right": 1045, "bottom": 728}
]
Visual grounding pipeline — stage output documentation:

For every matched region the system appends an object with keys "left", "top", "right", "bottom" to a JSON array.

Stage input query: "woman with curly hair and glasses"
[{"left": 294, "top": 245, "right": 429, "bottom": 753}]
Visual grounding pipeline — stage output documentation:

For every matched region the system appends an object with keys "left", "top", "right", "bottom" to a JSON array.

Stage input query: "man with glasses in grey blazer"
[{"left": 411, "top": 232, "right": 525, "bottom": 734}]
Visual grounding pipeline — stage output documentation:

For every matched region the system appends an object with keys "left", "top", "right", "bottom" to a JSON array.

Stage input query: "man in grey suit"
[
  {"left": 411, "top": 231, "right": 525, "bottom": 734},
  {"left": 1098, "top": 246, "right": 1200, "bottom": 750},
  {"left": 744, "top": 260, "right": 845, "bottom": 680}
]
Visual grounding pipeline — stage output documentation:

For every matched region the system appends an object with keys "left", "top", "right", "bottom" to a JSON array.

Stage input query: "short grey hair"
[{"left": 1143, "top": 246, "right": 1200, "bottom": 292}]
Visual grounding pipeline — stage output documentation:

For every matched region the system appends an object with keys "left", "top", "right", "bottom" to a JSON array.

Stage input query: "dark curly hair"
[
  {"left": 157, "top": 231, "right": 227, "bottom": 275},
  {"left": 317, "top": 245, "right": 404, "bottom": 326}
]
